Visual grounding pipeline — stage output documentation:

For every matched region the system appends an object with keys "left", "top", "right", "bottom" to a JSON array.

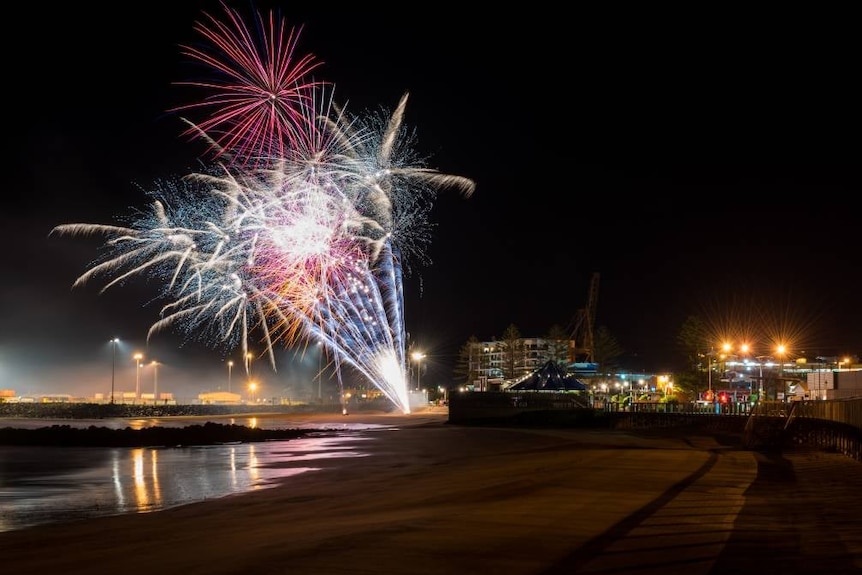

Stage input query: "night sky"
[{"left": 3, "top": 2, "right": 860, "bottom": 399}]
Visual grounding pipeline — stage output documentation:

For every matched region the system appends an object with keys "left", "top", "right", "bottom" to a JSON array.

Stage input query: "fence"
[{"left": 448, "top": 392, "right": 862, "bottom": 461}]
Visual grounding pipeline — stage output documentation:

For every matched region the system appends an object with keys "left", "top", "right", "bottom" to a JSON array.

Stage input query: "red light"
[{"left": 718, "top": 392, "right": 729, "bottom": 404}]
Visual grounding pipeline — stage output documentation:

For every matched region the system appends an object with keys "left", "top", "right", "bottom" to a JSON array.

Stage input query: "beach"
[{"left": 1, "top": 408, "right": 861, "bottom": 574}]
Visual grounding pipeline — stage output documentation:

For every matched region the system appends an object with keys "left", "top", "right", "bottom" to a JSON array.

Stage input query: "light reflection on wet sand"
[
  {"left": 0, "top": 414, "right": 394, "bottom": 431},
  {"left": 0, "top": 429, "right": 379, "bottom": 533}
]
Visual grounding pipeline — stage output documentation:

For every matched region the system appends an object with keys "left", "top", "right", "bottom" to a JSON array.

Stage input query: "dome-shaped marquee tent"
[{"left": 507, "top": 361, "right": 589, "bottom": 392}]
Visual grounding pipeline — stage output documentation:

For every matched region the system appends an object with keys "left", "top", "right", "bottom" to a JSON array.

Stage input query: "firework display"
[{"left": 51, "top": 3, "right": 474, "bottom": 413}]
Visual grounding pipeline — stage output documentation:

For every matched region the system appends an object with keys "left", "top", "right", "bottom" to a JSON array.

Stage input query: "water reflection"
[
  {"left": 0, "top": 432, "right": 377, "bottom": 533},
  {"left": 2, "top": 415, "right": 390, "bottom": 432}
]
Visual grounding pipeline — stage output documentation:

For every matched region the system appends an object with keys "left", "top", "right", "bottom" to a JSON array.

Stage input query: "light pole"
[
  {"left": 707, "top": 351, "right": 712, "bottom": 394},
  {"left": 759, "top": 362, "right": 763, "bottom": 401},
  {"left": 702, "top": 347, "right": 718, "bottom": 406},
  {"left": 150, "top": 361, "right": 159, "bottom": 404},
  {"left": 411, "top": 351, "right": 426, "bottom": 391},
  {"left": 754, "top": 355, "right": 770, "bottom": 400},
  {"left": 227, "top": 360, "right": 233, "bottom": 393},
  {"left": 776, "top": 344, "right": 787, "bottom": 400},
  {"left": 249, "top": 381, "right": 257, "bottom": 404},
  {"left": 109, "top": 338, "right": 119, "bottom": 404},
  {"left": 134, "top": 353, "right": 143, "bottom": 402}
]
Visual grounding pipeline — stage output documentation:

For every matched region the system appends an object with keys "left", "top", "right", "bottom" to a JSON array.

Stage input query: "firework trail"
[{"left": 52, "top": 3, "right": 474, "bottom": 414}]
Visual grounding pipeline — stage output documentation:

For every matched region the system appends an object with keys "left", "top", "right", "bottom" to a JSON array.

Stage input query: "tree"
[
  {"left": 544, "top": 323, "right": 571, "bottom": 366},
  {"left": 453, "top": 335, "right": 481, "bottom": 386},
  {"left": 592, "top": 326, "right": 623, "bottom": 373},
  {"left": 676, "top": 315, "right": 711, "bottom": 397},
  {"left": 673, "top": 370, "right": 701, "bottom": 401},
  {"left": 500, "top": 323, "right": 523, "bottom": 380}
]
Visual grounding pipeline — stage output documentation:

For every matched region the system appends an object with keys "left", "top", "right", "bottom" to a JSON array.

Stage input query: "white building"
[{"left": 806, "top": 369, "right": 862, "bottom": 400}]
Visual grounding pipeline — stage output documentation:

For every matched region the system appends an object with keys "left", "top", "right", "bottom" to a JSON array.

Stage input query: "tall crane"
[{"left": 568, "top": 272, "right": 600, "bottom": 363}]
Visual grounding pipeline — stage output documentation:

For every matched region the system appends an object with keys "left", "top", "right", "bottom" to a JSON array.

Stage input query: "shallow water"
[
  {"left": 0, "top": 414, "right": 388, "bottom": 431},
  {"left": 0, "top": 420, "right": 391, "bottom": 533}
]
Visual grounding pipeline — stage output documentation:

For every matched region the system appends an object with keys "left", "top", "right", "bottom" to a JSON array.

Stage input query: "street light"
[
  {"left": 134, "top": 353, "right": 143, "bottom": 402},
  {"left": 411, "top": 351, "right": 426, "bottom": 391},
  {"left": 227, "top": 360, "right": 233, "bottom": 393},
  {"left": 109, "top": 338, "right": 119, "bottom": 404},
  {"left": 703, "top": 348, "right": 715, "bottom": 394},
  {"left": 151, "top": 361, "right": 159, "bottom": 404},
  {"left": 755, "top": 355, "right": 771, "bottom": 400},
  {"left": 776, "top": 344, "right": 787, "bottom": 399},
  {"left": 248, "top": 381, "right": 257, "bottom": 404}
]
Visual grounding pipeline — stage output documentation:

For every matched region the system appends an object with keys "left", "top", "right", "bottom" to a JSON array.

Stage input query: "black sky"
[{"left": 3, "top": 2, "right": 860, "bottom": 398}]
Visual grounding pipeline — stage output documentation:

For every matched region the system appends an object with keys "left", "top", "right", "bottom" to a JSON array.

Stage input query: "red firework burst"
[{"left": 172, "top": 1, "right": 326, "bottom": 168}]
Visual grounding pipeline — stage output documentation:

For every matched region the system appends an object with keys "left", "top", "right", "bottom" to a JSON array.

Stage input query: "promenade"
[{"left": 1, "top": 408, "right": 861, "bottom": 574}]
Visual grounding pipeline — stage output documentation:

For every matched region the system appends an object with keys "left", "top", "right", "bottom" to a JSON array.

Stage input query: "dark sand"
[{"left": 1, "top": 408, "right": 861, "bottom": 574}]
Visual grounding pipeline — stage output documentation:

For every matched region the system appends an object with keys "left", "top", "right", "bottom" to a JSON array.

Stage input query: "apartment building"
[{"left": 466, "top": 337, "right": 574, "bottom": 390}]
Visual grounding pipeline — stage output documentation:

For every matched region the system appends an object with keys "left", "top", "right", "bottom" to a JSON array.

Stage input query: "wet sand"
[{"left": 1, "top": 408, "right": 861, "bottom": 574}]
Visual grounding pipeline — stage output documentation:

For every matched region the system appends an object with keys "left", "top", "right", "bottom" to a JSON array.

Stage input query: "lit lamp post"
[
  {"left": 109, "top": 338, "right": 119, "bottom": 404},
  {"left": 248, "top": 381, "right": 257, "bottom": 404},
  {"left": 411, "top": 351, "right": 426, "bottom": 391},
  {"left": 776, "top": 344, "right": 787, "bottom": 399},
  {"left": 227, "top": 360, "right": 233, "bottom": 393},
  {"left": 151, "top": 360, "right": 159, "bottom": 405},
  {"left": 755, "top": 355, "right": 770, "bottom": 400},
  {"left": 133, "top": 353, "right": 143, "bottom": 402}
]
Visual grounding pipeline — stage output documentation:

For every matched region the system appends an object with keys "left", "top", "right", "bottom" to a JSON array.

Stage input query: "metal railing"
[{"left": 782, "top": 397, "right": 862, "bottom": 430}]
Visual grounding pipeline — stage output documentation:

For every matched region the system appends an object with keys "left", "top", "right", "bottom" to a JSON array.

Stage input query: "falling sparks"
[{"left": 51, "top": 3, "right": 474, "bottom": 414}]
